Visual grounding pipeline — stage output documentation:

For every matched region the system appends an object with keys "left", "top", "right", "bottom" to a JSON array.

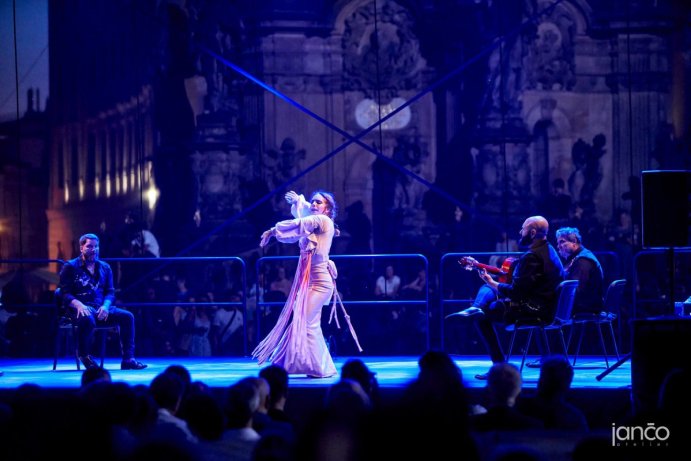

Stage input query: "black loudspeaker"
[
  {"left": 641, "top": 170, "right": 691, "bottom": 248},
  {"left": 631, "top": 318, "right": 691, "bottom": 415}
]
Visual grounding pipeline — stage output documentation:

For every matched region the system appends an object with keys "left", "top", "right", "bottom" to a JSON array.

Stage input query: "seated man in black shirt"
[
  {"left": 57, "top": 233, "right": 147, "bottom": 370},
  {"left": 448, "top": 216, "right": 564, "bottom": 379}
]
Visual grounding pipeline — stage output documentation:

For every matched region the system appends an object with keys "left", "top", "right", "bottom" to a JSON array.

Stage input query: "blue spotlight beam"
[{"left": 175, "top": 0, "right": 564, "bottom": 256}]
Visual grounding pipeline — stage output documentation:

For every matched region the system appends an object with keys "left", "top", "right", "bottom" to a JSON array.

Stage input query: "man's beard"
[
  {"left": 83, "top": 252, "right": 98, "bottom": 263},
  {"left": 518, "top": 234, "right": 532, "bottom": 248}
]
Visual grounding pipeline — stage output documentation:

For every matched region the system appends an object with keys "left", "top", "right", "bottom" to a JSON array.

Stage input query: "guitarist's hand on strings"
[{"left": 458, "top": 255, "right": 515, "bottom": 284}]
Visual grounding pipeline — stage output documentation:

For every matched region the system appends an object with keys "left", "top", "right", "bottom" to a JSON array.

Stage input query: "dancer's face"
[{"left": 310, "top": 193, "right": 329, "bottom": 215}]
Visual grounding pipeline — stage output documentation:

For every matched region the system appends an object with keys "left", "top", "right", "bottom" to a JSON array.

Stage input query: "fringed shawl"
[
  {"left": 252, "top": 250, "right": 313, "bottom": 365},
  {"left": 252, "top": 252, "right": 363, "bottom": 365}
]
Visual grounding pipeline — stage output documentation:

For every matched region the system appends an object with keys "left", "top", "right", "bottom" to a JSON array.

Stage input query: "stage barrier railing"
[
  {"left": 0, "top": 257, "right": 248, "bottom": 357},
  {"left": 255, "top": 254, "right": 429, "bottom": 355},
  {"left": 2, "top": 250, "right": 631, "bottom": 358}
]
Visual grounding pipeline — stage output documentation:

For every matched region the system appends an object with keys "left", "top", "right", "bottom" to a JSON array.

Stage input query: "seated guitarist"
[{"left": 448, "top": 216, "right": 564, "bottom": 380}]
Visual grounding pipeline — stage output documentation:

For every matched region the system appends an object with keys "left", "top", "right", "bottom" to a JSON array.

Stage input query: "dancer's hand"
[
  {"left": 260, "top": 228, "right": 275, "bottom": 247},
  {"left": 285, "top": 191, "right": 299, "bottom": 205}
]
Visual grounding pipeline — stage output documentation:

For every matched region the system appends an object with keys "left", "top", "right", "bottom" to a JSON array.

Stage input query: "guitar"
[{"left": 458, "top": 256, "right": 518, "bottom": 284}]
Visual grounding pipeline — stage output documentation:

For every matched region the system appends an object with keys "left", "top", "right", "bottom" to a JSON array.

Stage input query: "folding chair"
[
  {"left": 570, "top": 279, "right": 625, "bottom": 368},
  {"left": 505, "top": 280, "right": 578, "bottom": 371}
]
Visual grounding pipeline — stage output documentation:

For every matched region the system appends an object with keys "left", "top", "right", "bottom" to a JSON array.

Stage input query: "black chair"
[
  {"left": 569, "top": 279, "right": 625, "bottom": 368},
  {"left": 505, "top": 280, "right": 579, "bottom": 372},
  {"left": 53, "top": 287, "right": 115, "bottom": 370}
]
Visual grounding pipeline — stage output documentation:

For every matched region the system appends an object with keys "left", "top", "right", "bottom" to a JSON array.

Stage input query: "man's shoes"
[
  {"left": 79, "top": 355, "right": 99, "bottom": 370},
  {"left": 475, "top": 372, "right": 488, "bottom": 380},
  {"left": 445, "top": 306, "right": 485, "bottom": 319},
  {"left": 121, "top": 359, "right": 148, "bottom": 370},
  {"left": 526, "top": 359, "right": 542, "bottom": 369}
]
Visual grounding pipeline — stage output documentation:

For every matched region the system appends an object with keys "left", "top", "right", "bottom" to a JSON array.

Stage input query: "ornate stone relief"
[
  {"left": 524, "top": 17, "right": 576, "bottom": 91},
  {"left": 342, "top": 0, "right": 426, "bottom": 99}
]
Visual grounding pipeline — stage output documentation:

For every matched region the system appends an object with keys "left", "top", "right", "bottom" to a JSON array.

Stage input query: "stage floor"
[
  {"left": 0, "top": 354, "right": 633, "bottom": 431},
  {"left": 0, "top": 354, "right": 630, "bottom": 390}
]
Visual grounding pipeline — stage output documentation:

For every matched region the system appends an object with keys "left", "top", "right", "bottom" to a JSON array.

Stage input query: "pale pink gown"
[{"left": 252, "top": 197, "right": 338, "bottom": 377}]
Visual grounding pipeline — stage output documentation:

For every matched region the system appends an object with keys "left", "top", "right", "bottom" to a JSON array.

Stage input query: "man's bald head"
[
  {"left": 524, "top": 216, "right": 549, "bottom": 238},
  {"left": 519, "top": 216, "right": 549, "bottom": 247}
]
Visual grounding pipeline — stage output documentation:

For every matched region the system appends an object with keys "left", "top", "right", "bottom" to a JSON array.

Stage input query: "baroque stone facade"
[{"left": 42, "top": 0, "right": 689, "bottom": 257}]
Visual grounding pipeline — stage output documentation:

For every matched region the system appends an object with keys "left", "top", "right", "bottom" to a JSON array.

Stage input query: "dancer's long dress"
[{"left": 252, "top": 203, "right": 338, "bottom": 377}]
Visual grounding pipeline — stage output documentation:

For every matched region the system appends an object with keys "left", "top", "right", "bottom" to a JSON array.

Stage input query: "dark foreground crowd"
[{"left": 1, "top": 351, "right": 688, "bottom": 461}]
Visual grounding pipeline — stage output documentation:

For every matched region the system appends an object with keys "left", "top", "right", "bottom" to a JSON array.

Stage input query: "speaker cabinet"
[
  {"left": 641, "top": 170, "right": 691, "bottom": 248},
  {"left": 631, "top": 318, "right": 691, "bottom": 415}
]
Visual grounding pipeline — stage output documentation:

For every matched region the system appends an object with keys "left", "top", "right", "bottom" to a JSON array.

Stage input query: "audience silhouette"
[
  {"left": 515, "top": 355, "right": 589, "bottom": 431},
  {"left": 471, "top": 362, "right": 544, "bottom": 432},
  {"left": 0, "top": 351, "right": 658, "bottom": 461}
]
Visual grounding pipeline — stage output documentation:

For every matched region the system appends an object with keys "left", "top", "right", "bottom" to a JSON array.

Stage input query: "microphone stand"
[{"left": 596, "top": 352, "right": 630, "bottom": 381}]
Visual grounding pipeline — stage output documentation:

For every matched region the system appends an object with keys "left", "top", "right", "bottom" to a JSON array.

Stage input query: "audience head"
[
  {"left": 324, "top": 378, "right": 371, "bottom": 419},
  {"left": 225, "top": 378, "right": 260, "bottom": 429},
  {"left": 164, "top": 364, "right": 192, "bottom": 394},
  {"left": 402, "top": 350, "right": 471, "bottom": 432},
  {"left": 9, "top": 384, "right": 109, "bottom": 459},
  {"left": 418, "top": 349, "right": 463, "bottom": 384},
  {"left": 179, "top": 391, "right": 225, "bottom": 441},
  {"left": 341, "top": 358, "right": 377, "bottom": 399},
  {"left": 150, "top": 371, "right": 186, "bottom": 413},
  {"left": 536, "top": 355, "right": 574, "bottom": 398},
  {"left": 80, "top": 366, "right": 111, "bottom": 388},
  {"left": 80, "top": 381, "right": 137, "bottom": 427},
  {"left": 487, "top": 362, "right": 523, "bottom": 406},
  {"left": 164, "top": 364, "right": 192, "bottom": 383},
  {"left": 259, "top": 364, "right": 289, "bottom": 409},
  {"left": 235, "top": 377, "right": 269, "bottom": 411},
  {"left": 252, "top": 377, "right": 271, "bottom": 413},
  {"left": 128, "top": 384, "right": 159, "bottom": 437}
]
